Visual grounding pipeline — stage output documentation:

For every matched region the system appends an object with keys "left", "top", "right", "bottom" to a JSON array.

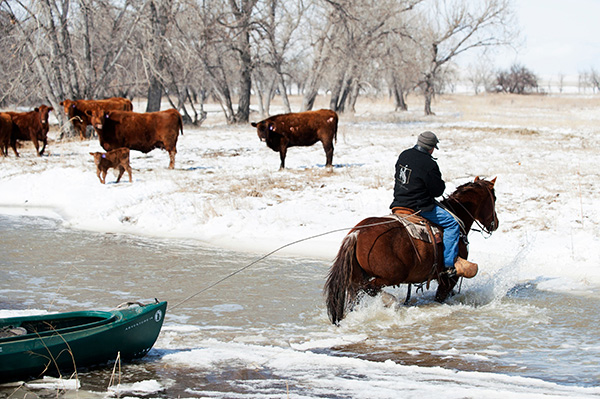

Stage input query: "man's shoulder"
[
  {"left": 399, "top": 147, "right": 433, "bottom": 162},
  {"left": 399, "top": 147, "right": 419, "bottom": 158}
]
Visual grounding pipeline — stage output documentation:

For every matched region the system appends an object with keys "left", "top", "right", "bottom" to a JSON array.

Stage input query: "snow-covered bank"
[{"left": 1, "top": 94, "right": 600, "bottom": 291}]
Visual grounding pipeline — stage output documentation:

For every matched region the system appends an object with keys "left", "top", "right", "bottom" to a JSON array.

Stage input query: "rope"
[{"left": 169, "top": 218, "right": 408, "bottom": 310}]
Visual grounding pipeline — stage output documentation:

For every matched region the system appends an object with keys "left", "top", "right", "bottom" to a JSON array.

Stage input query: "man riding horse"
[{"left": 390, "top": 131, "right": 477, "bottom": 279}]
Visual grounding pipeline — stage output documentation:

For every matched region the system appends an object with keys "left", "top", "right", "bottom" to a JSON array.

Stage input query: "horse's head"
[
  {"left": 474, "top": 176, "right": 499, "bottom": 233},
  {"left": 446, "top": 177, "right": 499, "bottom": 234}
]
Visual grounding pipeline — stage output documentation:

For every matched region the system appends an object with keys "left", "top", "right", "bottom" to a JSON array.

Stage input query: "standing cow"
[
  {"left": 60, "top": 97, "right": 133, "bottom": 140},
  {"left": 0, "top": 112, "right": 12, "bottom": 156},
  {"left": 88, "top": 108, "right": 183, "bottom": 169},
  {"left": 5, "top": 105, "right": 53, "bottom": 157},
  {"left": 251, "top": 109, "right": 338, "bottom": 169}
]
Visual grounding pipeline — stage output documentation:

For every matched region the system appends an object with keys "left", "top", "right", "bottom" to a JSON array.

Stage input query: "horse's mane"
[{"left": 445, "top": 179, "right": 495, "bottom": 203}]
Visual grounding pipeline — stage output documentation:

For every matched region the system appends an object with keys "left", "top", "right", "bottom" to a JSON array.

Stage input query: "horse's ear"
[
  {"left": 474, "top": 176, "right": 480, "bottom": 182},
  {"left": 490, "top": 177, "right": 497, "bottom": 186}
]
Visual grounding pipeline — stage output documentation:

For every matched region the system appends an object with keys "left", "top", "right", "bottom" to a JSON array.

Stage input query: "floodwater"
[{"left": 1, "top": 213, "right": 600, "bottom": 398}]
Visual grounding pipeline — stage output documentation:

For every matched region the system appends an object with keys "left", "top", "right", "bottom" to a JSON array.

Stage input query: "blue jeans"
[{"left": 420, "top": 205, "right": 460, "bottom": 268}]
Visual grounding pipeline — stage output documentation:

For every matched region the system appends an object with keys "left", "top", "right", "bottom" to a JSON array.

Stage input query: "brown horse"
[{"left": 325, "top": 177, "right": 499, "bottom": 325}]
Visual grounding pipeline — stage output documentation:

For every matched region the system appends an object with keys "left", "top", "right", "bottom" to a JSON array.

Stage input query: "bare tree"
[
  {"left": 0, "top": 7, "right": 37, "bottom": 106},
  {"left": 164, "top": 5, "right": 208, "bottom": 125},
  {"left": 557, "top": 73, "right": 565, "bottom": 94},
  {"left": 493, "top": 63, "right": 538, "bottom": 94},
  {"left": 177, "top": 0, "right": 257, "bottom": 124},
  {"left": 0, "top": 0, "right": 521, "bottom": 124},
  {"left": 585, "top": 68, "right": 600, "bottom": 93},
  {"left": 379, "top": 10, "right": 422, "bottom": 112},
  {"left": 321, "top": 0, "right": 422, "bottom": 114},
  {"left": 466, "top": 55, "right": 495, "bottom": 94},
  {"left": 142, "top": 0, "right": 175, "bottom": 112},
  {"left": 175, "top": 1, "right": 235, "bottom": 123},
  {"left": 252, "top": 0, "right": 307, "bottom": 116},
  {"left": 415, "top": 0, "right": 516, "bottom": 115},
  {"left": 1, "top": 0, "right": 144, "bottom": 136},
  {"left": 227, "top": 0, "right": 258, "bottom": 123},
  {"left": 300, "top": 2, "right": 338, "bottom": 111}
]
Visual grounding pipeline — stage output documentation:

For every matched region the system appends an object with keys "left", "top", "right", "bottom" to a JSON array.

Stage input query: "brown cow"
[
  {"left": 60, "top": 97, "right": 133, "bottom": 140},
  {"left": 90, "top": 148, "right": 132, "bottom": 184},
  {"left": 251, "top": 109, "right": 338, "bottom": 169},
  {"left": 6, "top": 105, "right": 53, "bottom": 157},
  {"left": 0, "top": 112, "right": 12, "bottom": 156},
  {"left": 88, "top": 108, "right": 183, "bottom": 169}
]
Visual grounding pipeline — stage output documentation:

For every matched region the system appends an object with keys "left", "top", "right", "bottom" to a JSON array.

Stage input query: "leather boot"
[{"left": 453, "top": 257, "right": 478, "bottom": 278}]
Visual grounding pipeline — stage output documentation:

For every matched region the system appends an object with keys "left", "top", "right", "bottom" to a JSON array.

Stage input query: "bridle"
[{"left": 443, "top": 183, "right": 498, "bottom": 238}]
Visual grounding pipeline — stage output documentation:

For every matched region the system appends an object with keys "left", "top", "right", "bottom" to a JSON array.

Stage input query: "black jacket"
[{"left": 390, "top": 146, "right": 446, "bottom": 212}]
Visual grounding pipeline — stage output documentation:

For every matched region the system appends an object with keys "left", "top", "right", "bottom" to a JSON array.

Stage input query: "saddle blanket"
[{"left": 388, "top": 207, "right": 442, "bottom": 244}]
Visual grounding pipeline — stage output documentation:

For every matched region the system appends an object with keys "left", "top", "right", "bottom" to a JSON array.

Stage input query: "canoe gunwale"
[
  {"left": 0, "top": 312, "right": 120, "bottom": 343},
  {"left": 0, "top": 301, "right": 167, "bottom": 382}
]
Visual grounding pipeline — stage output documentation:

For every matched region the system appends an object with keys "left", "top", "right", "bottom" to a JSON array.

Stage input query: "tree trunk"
[
  {"left": 301, "top": 33, "right": 328, "bottom": 111},
  {"left": 234, "top": 50, "right": 252, "bottom": 123},
  {"left": 424, "top": 76, "right": 434, "bottom": 116},
  {"left": 253, "top": 75, "right": 266, "bottom": 118},
  {"left": 145, "top": 0, "right": 171, "bottom": 112},
  {"left": 329, "top": 72, "right": 345, "bottom": 112},
  {"left": 229, "top": 0, "right": 256, "bottom": 124},
  {"left": 302, "top": 88, "right": 319, "bottom": 112},
  {"left": 279, "top": 74, "right": 291, "bottom": 114},
  {"left": 264, "top": 78, "right": 277, "bottom": 116},
  {"left": 78, "top": 0, "right": 95, "bottom": 97},
  {"left": 390, "top": 74, "right": 408, "bottom": 111},
  {"left": 146, "top": 76, "right": 163, "bottom": 112},
  {"left": 394, "top": 87, "right": 408, "bottom": 111},
  {"left": 347, "top": 79, "right": 360, "bottom": 113}
]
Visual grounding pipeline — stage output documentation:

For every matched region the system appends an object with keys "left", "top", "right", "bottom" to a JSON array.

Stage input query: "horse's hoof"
[{"left": 381, "top": 292, "right": 397, "bottom": 307}]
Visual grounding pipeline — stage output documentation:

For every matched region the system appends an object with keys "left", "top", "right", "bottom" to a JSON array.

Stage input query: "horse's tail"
[{"left": 325, "top": 231, "right": 358, "bottom": 325}]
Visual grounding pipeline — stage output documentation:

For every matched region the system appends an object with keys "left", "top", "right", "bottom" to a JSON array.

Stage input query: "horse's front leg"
[
  {"left": 404, "top": 283, "right": 412, "bottom": 305},
  {"left": 435, "top": 273, "right": 459, "bottom": 302}
]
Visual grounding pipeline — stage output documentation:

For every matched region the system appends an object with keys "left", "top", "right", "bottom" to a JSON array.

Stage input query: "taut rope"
[
  {"left": 171, "top": 183, "right": 497, "bottom": 310},
  {"left": 170, "top": 217, "right": 412, "bottom": 310}
]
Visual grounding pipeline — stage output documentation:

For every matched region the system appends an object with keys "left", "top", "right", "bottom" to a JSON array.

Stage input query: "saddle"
[
  {"left": 389, "top": 207, "right": 443, "bottom": 245},
  {"left": 389, "top": 207, "right": 445, "bottom": 290}
]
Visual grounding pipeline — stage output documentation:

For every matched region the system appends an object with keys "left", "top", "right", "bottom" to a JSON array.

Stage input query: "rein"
[{"left": 443, "top": 183, "right": 497, "bottom": 239}]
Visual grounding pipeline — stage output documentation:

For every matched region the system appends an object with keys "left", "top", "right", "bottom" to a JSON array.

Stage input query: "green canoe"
[{"left": 0, "top": 300, "right": 167, "bottom": 382}]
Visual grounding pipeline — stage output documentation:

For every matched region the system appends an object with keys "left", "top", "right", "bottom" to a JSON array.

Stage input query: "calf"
[
  {"left": 5, "top": 105, "right": 53, "bottom": 157},
  {"left": 90, "top": 147, "right": 133, "bottom": 184},
  {"left": 251, "top": 109, "right": 338, "bottom": 169},
  {"left": 0, "top": 112, "right": 11, "bottom": 156}
]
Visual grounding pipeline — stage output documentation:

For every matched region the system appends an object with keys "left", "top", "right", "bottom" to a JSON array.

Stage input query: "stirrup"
[
  {"left": 442, "top": 267, "right": 457, "bottom": 278},
  {"left": 454, "top": 257, "right": 478, "bottom": 278}
]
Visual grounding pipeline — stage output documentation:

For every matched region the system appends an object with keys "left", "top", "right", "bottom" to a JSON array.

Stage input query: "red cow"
[
  {"left": 90, "top": 147, "right": 133, "bottom": 184},
  {"left": 60, "top": 97, "right": 133, "bottom": 140},
  {"left": 88, "top": 108, "right": 183, "bottom": 169},
  {"left": 251, "top": 109, "right": 338, "bottom": 169},
  {"left": 6, "top": 105, "right": 53, "bottom": 157},
  {"left": 0, "top": 112, "right": 12, "bottom": 156}
]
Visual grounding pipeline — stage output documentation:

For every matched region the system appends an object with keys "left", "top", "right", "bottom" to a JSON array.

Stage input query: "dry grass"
[
  {"left": 433, "top": 93, "right": 600, "bottom": 131},
  {"left": 190, "top": 92, "right": 600, "bottom": 208}
]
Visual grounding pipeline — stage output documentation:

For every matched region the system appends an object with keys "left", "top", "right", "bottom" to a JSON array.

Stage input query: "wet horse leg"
[
  {"left": 363, "top": 277, "right": 398, "bottom": 307},
  {"left": 404, "top": 283, "right": 412, "bottom": 305}
]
